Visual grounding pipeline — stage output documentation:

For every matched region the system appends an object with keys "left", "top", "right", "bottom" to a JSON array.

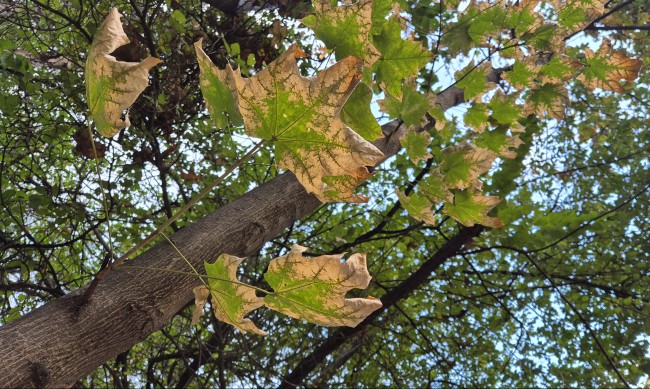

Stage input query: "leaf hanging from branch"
[
  {"left": 264, "top": 245, "right": 382, "bottom": 327},
  {"left": 193, "top": 254, "right": 266, "bottom": 336},
  {"left": 194, "top": 39, "right": 243, "bottom": 128},
  {"left": 85, "top": 8, "right": 161, "bottom": 137},
  {"left": 230, "top": 45, "right": 384, "bottom": 202}
]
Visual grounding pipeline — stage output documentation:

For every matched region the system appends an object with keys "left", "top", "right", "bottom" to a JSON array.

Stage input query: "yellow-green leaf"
[
  {"left": 231, "top": 45, "right": 384, "bottom": 202},
  {"left": 264, "top": 245, "right": 382, "bottom": 327},
  {"left": 193, "top": 255, "right": 266, "bottom": 336},
  {"left": 444, "top": 190, "right": 502, "bottom": 228},
  {"left": 194, "top": 39, "right": 244, "bottom": 128}
]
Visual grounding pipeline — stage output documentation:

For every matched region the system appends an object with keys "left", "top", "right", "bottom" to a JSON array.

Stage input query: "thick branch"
[{"left": 0, "top": 121, "right": 402, "bottom": 388}]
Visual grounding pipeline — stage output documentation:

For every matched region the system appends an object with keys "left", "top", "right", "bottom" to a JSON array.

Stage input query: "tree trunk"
[{"left": 0, "top": 121, "right": 405, "bottom": 388}]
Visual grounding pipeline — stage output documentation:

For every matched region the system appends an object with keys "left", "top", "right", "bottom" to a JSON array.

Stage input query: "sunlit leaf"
[
  {"left": 264, "top": 245, "right": 382, "bottom": 327},
  {"left": 193, "top": 254, "right": 266, "bottom": 335},
  {"left": 302, "top": 0, "right": 380, "bottom": 68},
  {"left": 340, "top": 83, "right": 383, "bottom": 141},
  {"left": 444, "top": 190, "right": 502, "bottom": 228},
  {"left": 231, "top": 45, "right": 384, "bottom": 202},
  {"left": 194, "top": 39, "right": 243, "bottom": 128},
  {"left": 373, "top": 16, "right": 432, "bottom": 98},
  {"left": 85, "top": 8, "right": 161, "bottom": 137},
  {"left": 378, "top": 79, "right": 436, "bottom": 127},
  {"left": 396, "top": 189, "right": 437, "bottom": 225},
  {"left": 440, "top": 144, "right": 496, "bottom": 190}
]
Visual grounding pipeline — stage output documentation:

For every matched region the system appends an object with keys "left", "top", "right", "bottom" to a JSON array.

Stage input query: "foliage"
[{"left": 0, "top": 0, "right": 649, "bottom": 387}]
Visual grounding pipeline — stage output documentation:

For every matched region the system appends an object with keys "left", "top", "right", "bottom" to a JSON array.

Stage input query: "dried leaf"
[
  {"left": 231, "top": 45, "right": 384, "bottom": 202},
  {"left": 85, "top": 8, "right": 161, "bottom": 137},
  {"left": 264, "top": 245, "right": 382, "bottom": 327},
  {"left": 195, "top": 254, "right": 267, "bottom": 335}
]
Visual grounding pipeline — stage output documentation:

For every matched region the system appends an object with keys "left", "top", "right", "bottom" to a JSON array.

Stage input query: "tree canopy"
[{"left": 0, "top": 0, "right": 649, "bottom": 387}]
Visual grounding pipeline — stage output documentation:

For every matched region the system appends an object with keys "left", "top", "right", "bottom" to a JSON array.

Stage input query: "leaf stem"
[
  {"left": 82, "top": 139, "right": 267, "bottom": 303},
  {"left": 87, "top": 120, "right": 116, "bottom": 267},
  {"left": 116, "top": 265, "right": 272, "bottom": 295}
]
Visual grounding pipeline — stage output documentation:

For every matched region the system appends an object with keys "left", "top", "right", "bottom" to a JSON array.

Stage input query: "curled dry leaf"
[
  {"left": 264, "top": 245, "right": 382, "bottom": 327},
  {"left": 85, "top": 8, "right": 161, "bottom": 137}
]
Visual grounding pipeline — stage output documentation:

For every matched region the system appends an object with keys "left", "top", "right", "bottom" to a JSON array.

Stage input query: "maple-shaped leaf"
[
  {"left": 489, "top": 92, "right": 521, "bottom": 125},
  {"left": 550, "top": 0, "right": 606, "bottom": 31},
  {"left": 85, "top": 8, "right": 161, "bottom": 137},
  {"left": 396, "top": 190, "right": 437, "bottom": 225},
  {"left": 378, "top": 79, "right": 436, "bottom": 128},
  {"left": 231, "top": 44, "right": 384, "bottom": 202},
  {"left": 464, "top": 102, "right": 489, "bottom": 133},
  {"left": 523, "top": 83, "right": 569, "bottom": 120},
  {"left": 440, "top": 144, "right": 496, "bottom": 190},
  {"left": 193, "top": 255, "right": 266, "bottom": 335},
  {"left": 194, "top": 39, "right": 243, "bottom": 128},
  {"left": 340, "top": 83, "right": 383, "bottom": 141},
  {"left": 264, "top": 245, "right": 382, "bottom": 327},
  {"left": 474, "top": 127, "right": 524, "bottom": 159},
  {"left": 576, "top": 39, "right": 643, "bottom": 93},
  {"left": 503, "top": 60, "right": 537, "bottom": 89},
  {"left": 455, "top": 65, "right": 492, "bottom": 101},
  {"left": 444, "top": 190, "right": 502, "bottom": 228},
  {"left": 373, "top": 16, "right": 432, "bottom": 98},
  {"left": 302, "top": 0, "right": 380, "bottom": 68},
  {"left": 400, "top": 130, "right": 432, "bottom": 165}
]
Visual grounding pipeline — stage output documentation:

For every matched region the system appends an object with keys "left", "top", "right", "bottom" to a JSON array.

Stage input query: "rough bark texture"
[{"left": 0, "top": 121, "right": 404, "bottom": 388}]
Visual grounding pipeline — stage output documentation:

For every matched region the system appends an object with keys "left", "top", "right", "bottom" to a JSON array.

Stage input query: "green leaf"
[
  {"left": 464, "top": 103, "right": 489, "bottom": 133},
  {"left": 264, "top": 245, "right": 382, "bottom": 327},
  {"left": 231, "top": 45, "right": 384, "bottom": 202},
  {"left": 523, "top": 83, "right": 569, "bottom": 120},
  {"left": 378, "top": 79, "right": 435, "bottom": 127},
  {"left": 455, "top": 65, "right": 489, "bottom": 100},
  {"left": 505, "top": 60, "right": 536, "bottom": 89},
  {"left": 302, "top": 0, "right": 380, "bottom": 67},
  {"left": 474, "top": 127, "right": 524, "bottom": 159},
  {"left": 440, "top": 144, "right": 496, "bottom": 190},
  {"left": 489, "top": 93, "right": 521, "bottom": 125},
  {"left": 85, "top": 8, "right": 161, "bottom": 137},
  {"left": 194, "top": 39, "right": 244, "bottom": 128},
  {"left": 340, "top": 83, "right": 383, "bottom": 141},
  {"left": 396, "top": 189, "right": 437, "bottom": 225},
  {"left": 371, "top": 0, "right": 393, "bottom": 34},
  {"left": 444, "top": 190, "right": 502, "bottom": 228},
  {"left": 193, "top": 254, "right": 266, "bottom": 335},
  {"left": 373, "top": 16, "right": 432, "bottom": 98},
  {"left": 400, "top": 130, "right": 432, "bottom": 165},
  {"left": 169, "top": 9, "right": 187, "bottom": 32}
]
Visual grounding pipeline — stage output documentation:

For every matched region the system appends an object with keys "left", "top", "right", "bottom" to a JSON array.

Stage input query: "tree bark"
[{"left": 0, "top": 121, "right": 404, "bottom": 388}]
